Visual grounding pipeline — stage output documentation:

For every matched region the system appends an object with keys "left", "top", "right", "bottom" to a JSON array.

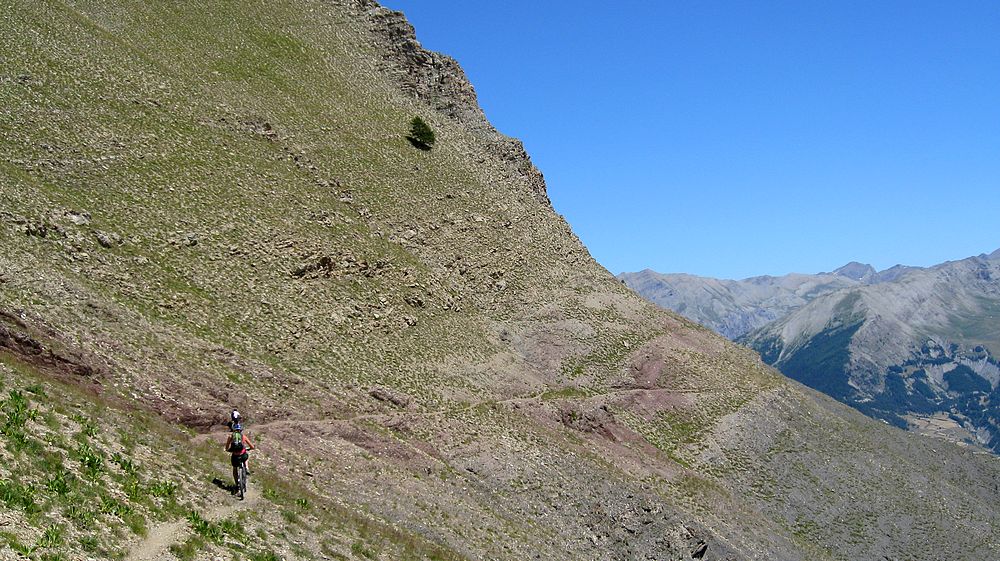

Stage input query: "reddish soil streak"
[{"left": 0, "top": 309, "right": 105, "bottom": 394}]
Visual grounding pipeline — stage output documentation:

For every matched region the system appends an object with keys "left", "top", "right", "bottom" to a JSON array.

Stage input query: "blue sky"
[{"left": 382, "top": 1, "right": 1000, "bottom": 279}]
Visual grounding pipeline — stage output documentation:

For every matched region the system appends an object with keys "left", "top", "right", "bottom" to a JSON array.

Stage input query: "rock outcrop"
[{"left": 361, "top": 2, "right": 550, "bottom": 205}]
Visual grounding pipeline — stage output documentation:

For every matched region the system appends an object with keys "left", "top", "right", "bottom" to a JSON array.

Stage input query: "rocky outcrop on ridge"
[
  {"left": 829, "top": 261, "right": 877, "bottom": 282},
  {"left": 361, "top": 2, "right": 550, "bottom": 205}
]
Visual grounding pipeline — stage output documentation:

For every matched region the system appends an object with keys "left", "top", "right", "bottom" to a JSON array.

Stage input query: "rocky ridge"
[{"left": 618, "top": 268, "right": 863, "bottom": 339}]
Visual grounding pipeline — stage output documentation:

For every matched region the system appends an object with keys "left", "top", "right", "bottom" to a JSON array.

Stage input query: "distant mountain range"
[{"left": 622, "top": 248, "right": 1000, "bottom": 451}]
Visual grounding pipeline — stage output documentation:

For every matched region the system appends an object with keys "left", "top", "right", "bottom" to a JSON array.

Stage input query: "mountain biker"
[{"left": 225, "top": 422, "right": 255, "bottom": 490}]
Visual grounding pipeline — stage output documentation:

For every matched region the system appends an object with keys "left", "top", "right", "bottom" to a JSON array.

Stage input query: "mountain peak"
[
  {"left": 832, "top": 261, "right": 877, "bottom": 282},
  {"left": 989, "top": 248, "right": 1000, "bottom": 260}
]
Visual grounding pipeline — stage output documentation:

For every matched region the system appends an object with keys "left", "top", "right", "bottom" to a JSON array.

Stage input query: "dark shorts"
[{"left": 231, "top": 452, "right": 249, "bottom": 468}]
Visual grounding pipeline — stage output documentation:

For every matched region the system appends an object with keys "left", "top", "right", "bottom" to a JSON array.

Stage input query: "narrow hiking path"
[
  {"left": 190, "top": 389, "right": 550, "bottom": 445},
  {"left": 126, "top": 486, "right": 261, "bottom": 561},
  {"left": 191, "top": 386, "right": 706, "bottom": 445}
]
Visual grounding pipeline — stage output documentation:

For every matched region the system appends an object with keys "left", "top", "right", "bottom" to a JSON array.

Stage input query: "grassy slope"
[
  {"left": 0, "top": 358, "right": 463, "bottom": 561},
  {"left": 2, "top": 1, "right": 1000, "bottom": 560}
]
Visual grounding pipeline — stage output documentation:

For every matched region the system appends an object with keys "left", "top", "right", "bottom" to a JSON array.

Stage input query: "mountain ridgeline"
[
  {"left": 2, "top": 1, "right": 1000, "bottom": 560},
  {"left": 623, "top": 250, "right": 1000, "bottom": 452}
]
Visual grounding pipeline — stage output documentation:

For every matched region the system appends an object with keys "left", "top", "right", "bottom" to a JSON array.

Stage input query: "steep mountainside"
[
  {"left": 3, "top": 1, "right": 1000, "bottom": 560},
  {"left": 618, "top": 269, "right": 862, "bottom": 339},
  {"left": 746, "top": 252, "right": 1000, "bottom": 452}
]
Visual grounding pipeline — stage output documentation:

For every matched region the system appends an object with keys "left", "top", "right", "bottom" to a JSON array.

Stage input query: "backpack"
[{"left": 229, "top": 430, "right": 245, "bottom": 454}]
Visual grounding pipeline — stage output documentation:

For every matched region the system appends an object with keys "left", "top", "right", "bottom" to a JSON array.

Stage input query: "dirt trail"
[
  {"left": 126, "top": 486, "right": 260, "bottom": 561},
  {"left": 190, "top": 386, "right": 708, "bottom": 445}
]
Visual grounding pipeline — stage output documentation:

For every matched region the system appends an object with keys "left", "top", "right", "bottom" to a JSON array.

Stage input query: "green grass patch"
[
  {"left": 249, "top": 551, "right": 282, "bottom": 561},
  {"left": 73, "top": 442, "right": 105, "bottom": 479},
  {"left": 45, "top": 470, "right": 72, "bottom": 496},
  {"left": 0, "top": 478, "right": 41, "bottom": 514},
  {"left": 170, "top": 535, "right": 207, "bottom": 561},
  {"left": 187, "top": 510, "right": 224, "bottom": 544},
  {"left": 351, "top": 540, "right": 378, "bottom": 559},
  {"left": 37, "top": 524, "right": 64, "bottom": 549},
  {"left": 150, "top": 479, "right": 178, "bottom": 498}
]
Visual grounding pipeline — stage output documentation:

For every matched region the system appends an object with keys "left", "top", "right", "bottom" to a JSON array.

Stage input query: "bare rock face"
[{"left": 365, "top": 5, "right": 483, "bottom": 124}]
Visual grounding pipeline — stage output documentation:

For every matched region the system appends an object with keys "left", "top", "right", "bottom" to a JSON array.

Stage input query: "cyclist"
[
  {"left": 229, "top": 409, "right": 242, "bottom": 430},
  {"left": 225, "top": 421, "right": 255, "bottom": 491}
]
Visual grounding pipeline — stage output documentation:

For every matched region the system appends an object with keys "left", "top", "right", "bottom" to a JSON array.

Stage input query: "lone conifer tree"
[{"left": 407, "top": 116, "right": 435, "bottom": 150}]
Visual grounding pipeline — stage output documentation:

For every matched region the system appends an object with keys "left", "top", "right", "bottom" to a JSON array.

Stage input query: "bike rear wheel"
[{"left": 238, "top": 462, "right": 247, "bottom": 500}]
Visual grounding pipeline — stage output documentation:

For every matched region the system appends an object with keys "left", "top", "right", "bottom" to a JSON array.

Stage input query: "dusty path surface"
[
  {"left": 190, "top": 386, "right": 707, "bottom": 445},
  {"left": 126, "top": 486, "right": 261, "bottom": 561}
]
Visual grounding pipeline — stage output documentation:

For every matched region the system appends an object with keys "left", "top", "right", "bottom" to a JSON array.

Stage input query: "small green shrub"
[
  {"left": 187, "top": 510, "right": 224, "bottom": 544},
  {"left": 218, "top": 518, "right": 245, "bottom": 541},
  {"left": 1, "top": 389, "right": 38, "bottom": 450},
  {"left": 74, "top": 442, "right": 104, "bottom": 478},
  {"left": 81, "top": 420, "right": 99, "bottom": 438},
  {"left": 45, "top": 471, "right": 72, "bottom": 496},
  {"left": 99, "top": 495, "right": 132, "bottom": 517},
  {"left": 123, "top": 477, "right": 144, "bottom": 502},
  {"left": 79, "top": 535, "right": 100, "bottom": 552},
  {"left": 5, "top": 390, "right": 32, "bottom": 423},
  {"left": 24, "top": 384, "right": 46, "bottom": 397},
  {"left": 149, "top": 480, "right": 177, "bottom": 498},
  {"left": 37, "top": 524, "right": 64, "bottom": 549},
  {"left": 0, "top": 479, "right": 40, "bottom": 514},
  {"left": 112, "top": 452, "right": 138, "bottom": 476},
  {"left": 407, "top": 116, "right": 435, "bottom": 150},
  {"left": 64, "top": 502, "right": 97, "bottom": 529},
  {"left": 1, "top": 530, "right": 33, "bottom": 555}
]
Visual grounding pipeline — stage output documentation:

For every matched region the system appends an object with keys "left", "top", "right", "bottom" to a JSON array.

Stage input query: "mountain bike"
[{"left": 237, "top": 457, "right": 248, "bottom": 500}]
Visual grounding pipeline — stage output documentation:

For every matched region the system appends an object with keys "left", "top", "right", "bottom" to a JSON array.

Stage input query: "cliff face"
[{"left": 1, "top": 1, "right": 1000, "bottom": 560}]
